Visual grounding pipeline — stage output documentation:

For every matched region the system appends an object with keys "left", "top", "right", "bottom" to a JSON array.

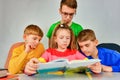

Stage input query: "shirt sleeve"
[
  {"left": 75, "top": 51, "right": 87, "bottom": 60},
  {"left": 8, "top": 48, "right": 28, "bottom": 74},
  {"left": 41, "top": 51, "right": 52, "bottom": 62},
  {"left": 110, "top": 51, "right": 120, "bottom": 72}
]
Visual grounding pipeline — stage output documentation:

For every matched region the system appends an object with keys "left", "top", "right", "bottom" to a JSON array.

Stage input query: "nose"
[
  {"left": 63, "top": 38, "right": 67, "bottom": 43},
  {"left": 66, "top": 15, "right": 72, "bottom": 19},
  {"left": 81, "top": 46, "right": 87, "bottom": 52}
]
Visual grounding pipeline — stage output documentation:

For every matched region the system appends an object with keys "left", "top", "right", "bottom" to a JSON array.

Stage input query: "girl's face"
[
  {"left": 24, "top": 34, "right": 42, "bottom": 48},
  {"left": 55, "top": 29, "right": 71, "bottom": 51}
]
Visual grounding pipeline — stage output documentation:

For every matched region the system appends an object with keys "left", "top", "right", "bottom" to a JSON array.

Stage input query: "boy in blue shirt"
[{"left": 77, "top": 29, "right": 120, "bottom": 72}]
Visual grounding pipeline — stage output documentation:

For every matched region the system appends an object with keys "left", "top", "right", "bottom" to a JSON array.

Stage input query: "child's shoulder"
[
  {"left": 37, "top": 43, "right": 44, "bottom": 47},
  {"left": 45, "top": 48, "right": 78, "bottom": 56},
  {"left": 98, "top": 47, "right": 119, "bottom": 55}
]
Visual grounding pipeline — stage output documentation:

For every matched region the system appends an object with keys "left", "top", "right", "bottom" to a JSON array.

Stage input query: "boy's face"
[
  {"left": 23, "top": 34, "right": 42, "bottom": 48},
  {"left": 59, "top": 5, "right": 76, "bottom": 25},
  {"left": 78, "top": 40, "right": 98, "bottom": 56}
]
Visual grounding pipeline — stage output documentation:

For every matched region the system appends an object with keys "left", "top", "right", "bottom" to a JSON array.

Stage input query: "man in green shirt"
[{"left": 47, "top": 0, "right": 83, "bottom": 47}]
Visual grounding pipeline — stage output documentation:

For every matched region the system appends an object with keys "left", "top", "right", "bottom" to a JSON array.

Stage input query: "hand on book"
[
  {"left": 24, "top": 58, "right": 39, "bottom": 75},
  {"left": 88, "top": 62, "right": 102, "bottom": 73}
]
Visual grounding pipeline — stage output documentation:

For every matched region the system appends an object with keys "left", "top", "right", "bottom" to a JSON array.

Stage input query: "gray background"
[{"left": 0, "top": 0, "right": 120, "bottom": 68}]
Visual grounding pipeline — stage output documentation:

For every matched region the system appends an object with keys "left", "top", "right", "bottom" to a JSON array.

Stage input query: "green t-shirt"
[{"left": 46, "top": 21, "right": 83, "bottom": 38}]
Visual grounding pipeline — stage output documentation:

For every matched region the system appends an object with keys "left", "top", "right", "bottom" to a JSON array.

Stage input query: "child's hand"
[
  {"left": 102, "top": 65, "right": 112, "bottom": 72},
  {"left": 88, "top": 62, "right": 102, "bottom": 73},
  {"left": 25, "top": 42, "right": 36, "bottom": 53},
  {"left": 24, "top": 58, "right": 39, "bottom": 75}
]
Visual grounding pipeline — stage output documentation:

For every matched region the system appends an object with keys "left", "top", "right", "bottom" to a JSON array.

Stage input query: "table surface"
[{"left": 18, "top": 72, "right": 120, "bottom": 80}]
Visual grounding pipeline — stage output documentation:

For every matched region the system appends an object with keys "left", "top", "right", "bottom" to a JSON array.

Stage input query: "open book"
[{"left": 37, "top": 59, "right": 101, "bottom": 73}]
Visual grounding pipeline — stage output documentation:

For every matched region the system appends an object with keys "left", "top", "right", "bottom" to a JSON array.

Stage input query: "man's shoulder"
[
  {"left": 71, "top": 22, "right": 83, "bottom": 29},
  {"left": 72, "top": 22, "right": 82, "bottom": 26},
  {"left": 50, "top": 21, "right": 60, "bottom": 27}
]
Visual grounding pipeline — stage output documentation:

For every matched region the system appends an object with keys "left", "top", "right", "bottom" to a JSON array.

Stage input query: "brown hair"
[
  {"left": 60, "top": 0, "right": 77, "bottom": 9},
  {"left": 24, "top": 24, "right": 43, "bottom": 37},
  {"left": 77, "top": 29, "right": 96, "bottom": 42},
  {"left": 50, "top": 23, "right": 76, "bottom": 50}
]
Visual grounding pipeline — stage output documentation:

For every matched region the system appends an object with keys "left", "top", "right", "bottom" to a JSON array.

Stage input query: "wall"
[{"left": 0, "top": 0, "right": 120, "bottom": 68}]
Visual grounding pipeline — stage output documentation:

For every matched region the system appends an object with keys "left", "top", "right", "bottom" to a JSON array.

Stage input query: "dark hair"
[{"left": 60, "top": 0, "right": 77, "bottom": 9}]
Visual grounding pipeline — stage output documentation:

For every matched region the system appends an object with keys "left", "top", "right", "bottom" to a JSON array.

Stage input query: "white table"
[{"left": 18, "top": 72, "right": 120, "bottom": 80}]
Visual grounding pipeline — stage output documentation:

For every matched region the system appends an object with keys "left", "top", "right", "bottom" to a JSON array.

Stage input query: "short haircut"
[
  {"left": 60, "top": 0, "right": 77, "bottom": 9},
  {"left": 50, "top": 23, "right": 76, "bottom": 50},
  {"left": 77, "top": 29, "right": 96, "bottom": 42},
  {"left": 24, "top": 24, "right": 43, "bottom": 37}
]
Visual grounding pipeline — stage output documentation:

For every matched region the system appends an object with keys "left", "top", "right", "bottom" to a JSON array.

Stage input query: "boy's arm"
[
  {"left": 8, "top": 48, "right": 28, "bottom": 74},
  {"left": 102, "top": 65, "right": 112, "bottom": 72},
  {"left": 102, "top": 50, "right": 120, "bottom": 72}
]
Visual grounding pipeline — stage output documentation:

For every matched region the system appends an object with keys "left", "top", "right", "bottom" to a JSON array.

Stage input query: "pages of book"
[
  {"left": 37, "top": 59, "right": 101, "bottom": 73},
  {"left": 68, "top": 59, "right": 101, "bottom": 68}
]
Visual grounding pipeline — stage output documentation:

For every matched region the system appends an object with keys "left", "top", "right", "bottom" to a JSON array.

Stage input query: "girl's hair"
[
  {"left": 50, "top": 23, "right": 76, "bottom": 50},
  {"left": 60, "top": 0, "right": 77, "bottom": 9},
  {"left": 77, "top": 29, "right": 96, "bottom": 42},
  {"left": 24, "top": 24, "right": 43, "bottom": 37}
]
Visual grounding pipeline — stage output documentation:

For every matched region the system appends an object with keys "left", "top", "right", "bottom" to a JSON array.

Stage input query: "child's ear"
[
  {"left": 23, "top": 34, "right": 27, "bottom": 40},
  {"left": 95, "top": 39, "right": 99, "bottom": 46},
  {"left": 54, "top": 36, "right": 57, "bottom": 42}
]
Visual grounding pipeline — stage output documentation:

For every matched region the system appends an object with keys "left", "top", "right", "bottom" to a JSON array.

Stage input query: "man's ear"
[{"left": 59, "top": 8, "right": 62, "bottom": 15}]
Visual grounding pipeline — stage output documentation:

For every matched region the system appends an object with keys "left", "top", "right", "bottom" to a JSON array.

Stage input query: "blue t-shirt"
[{"left": 87, "top": 47, "right": 120, "bottom": 72}]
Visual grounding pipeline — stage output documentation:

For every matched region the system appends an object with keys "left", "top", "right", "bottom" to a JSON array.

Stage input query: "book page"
[
  {"left": 37, "top": 58, "right": 68, "bottom": 73},
  {"left": 37, "top": 58, "right": 68, "bottom": 70},
  {"left": 67, "top": 59, "right": 101, "bottom": 68}
]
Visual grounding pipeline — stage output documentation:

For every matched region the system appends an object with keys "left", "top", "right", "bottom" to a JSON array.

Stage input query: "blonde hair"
[
  {"left": 50, "top": 23, "right": 76, "bottom": 50},
  {"left": 77, "top": 29, "right": 96, "bottom": 42},
  {"left": 24, "top": 24, "right": 43, "bottom": 37}
]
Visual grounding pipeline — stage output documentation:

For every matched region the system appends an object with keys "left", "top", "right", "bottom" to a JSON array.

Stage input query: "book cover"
[{"left": 0, "top": 69, "right": 8, "bottom": 78}]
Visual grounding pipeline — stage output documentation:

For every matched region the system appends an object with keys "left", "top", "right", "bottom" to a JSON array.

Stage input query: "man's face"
[
  {"left": 59, "top": 5, "right": 76, "bottom": 24},
  {"left": 78, "top": 40, "right": 98, "bottom": 56}
]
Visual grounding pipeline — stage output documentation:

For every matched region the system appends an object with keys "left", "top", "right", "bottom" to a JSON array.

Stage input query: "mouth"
[
  {"left": 63, "top": 44, "right": 68, "bottom": 46},
  {"left": 83, "top": 51, "right": 90, "bottom": 56}
]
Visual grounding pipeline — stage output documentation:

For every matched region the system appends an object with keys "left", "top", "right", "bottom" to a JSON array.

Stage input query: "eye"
[
  {"left": 32, "top": 37, "right": 38, "bottom": 41},
  {"left": 59, "top": 36, "right": 64, "bottom": 39},
  {"left": 85, "top": 44, "right": 89, "bottom": 47},
  {"left": 66, "top": 37, "right": 70, "bottom": 40}
]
